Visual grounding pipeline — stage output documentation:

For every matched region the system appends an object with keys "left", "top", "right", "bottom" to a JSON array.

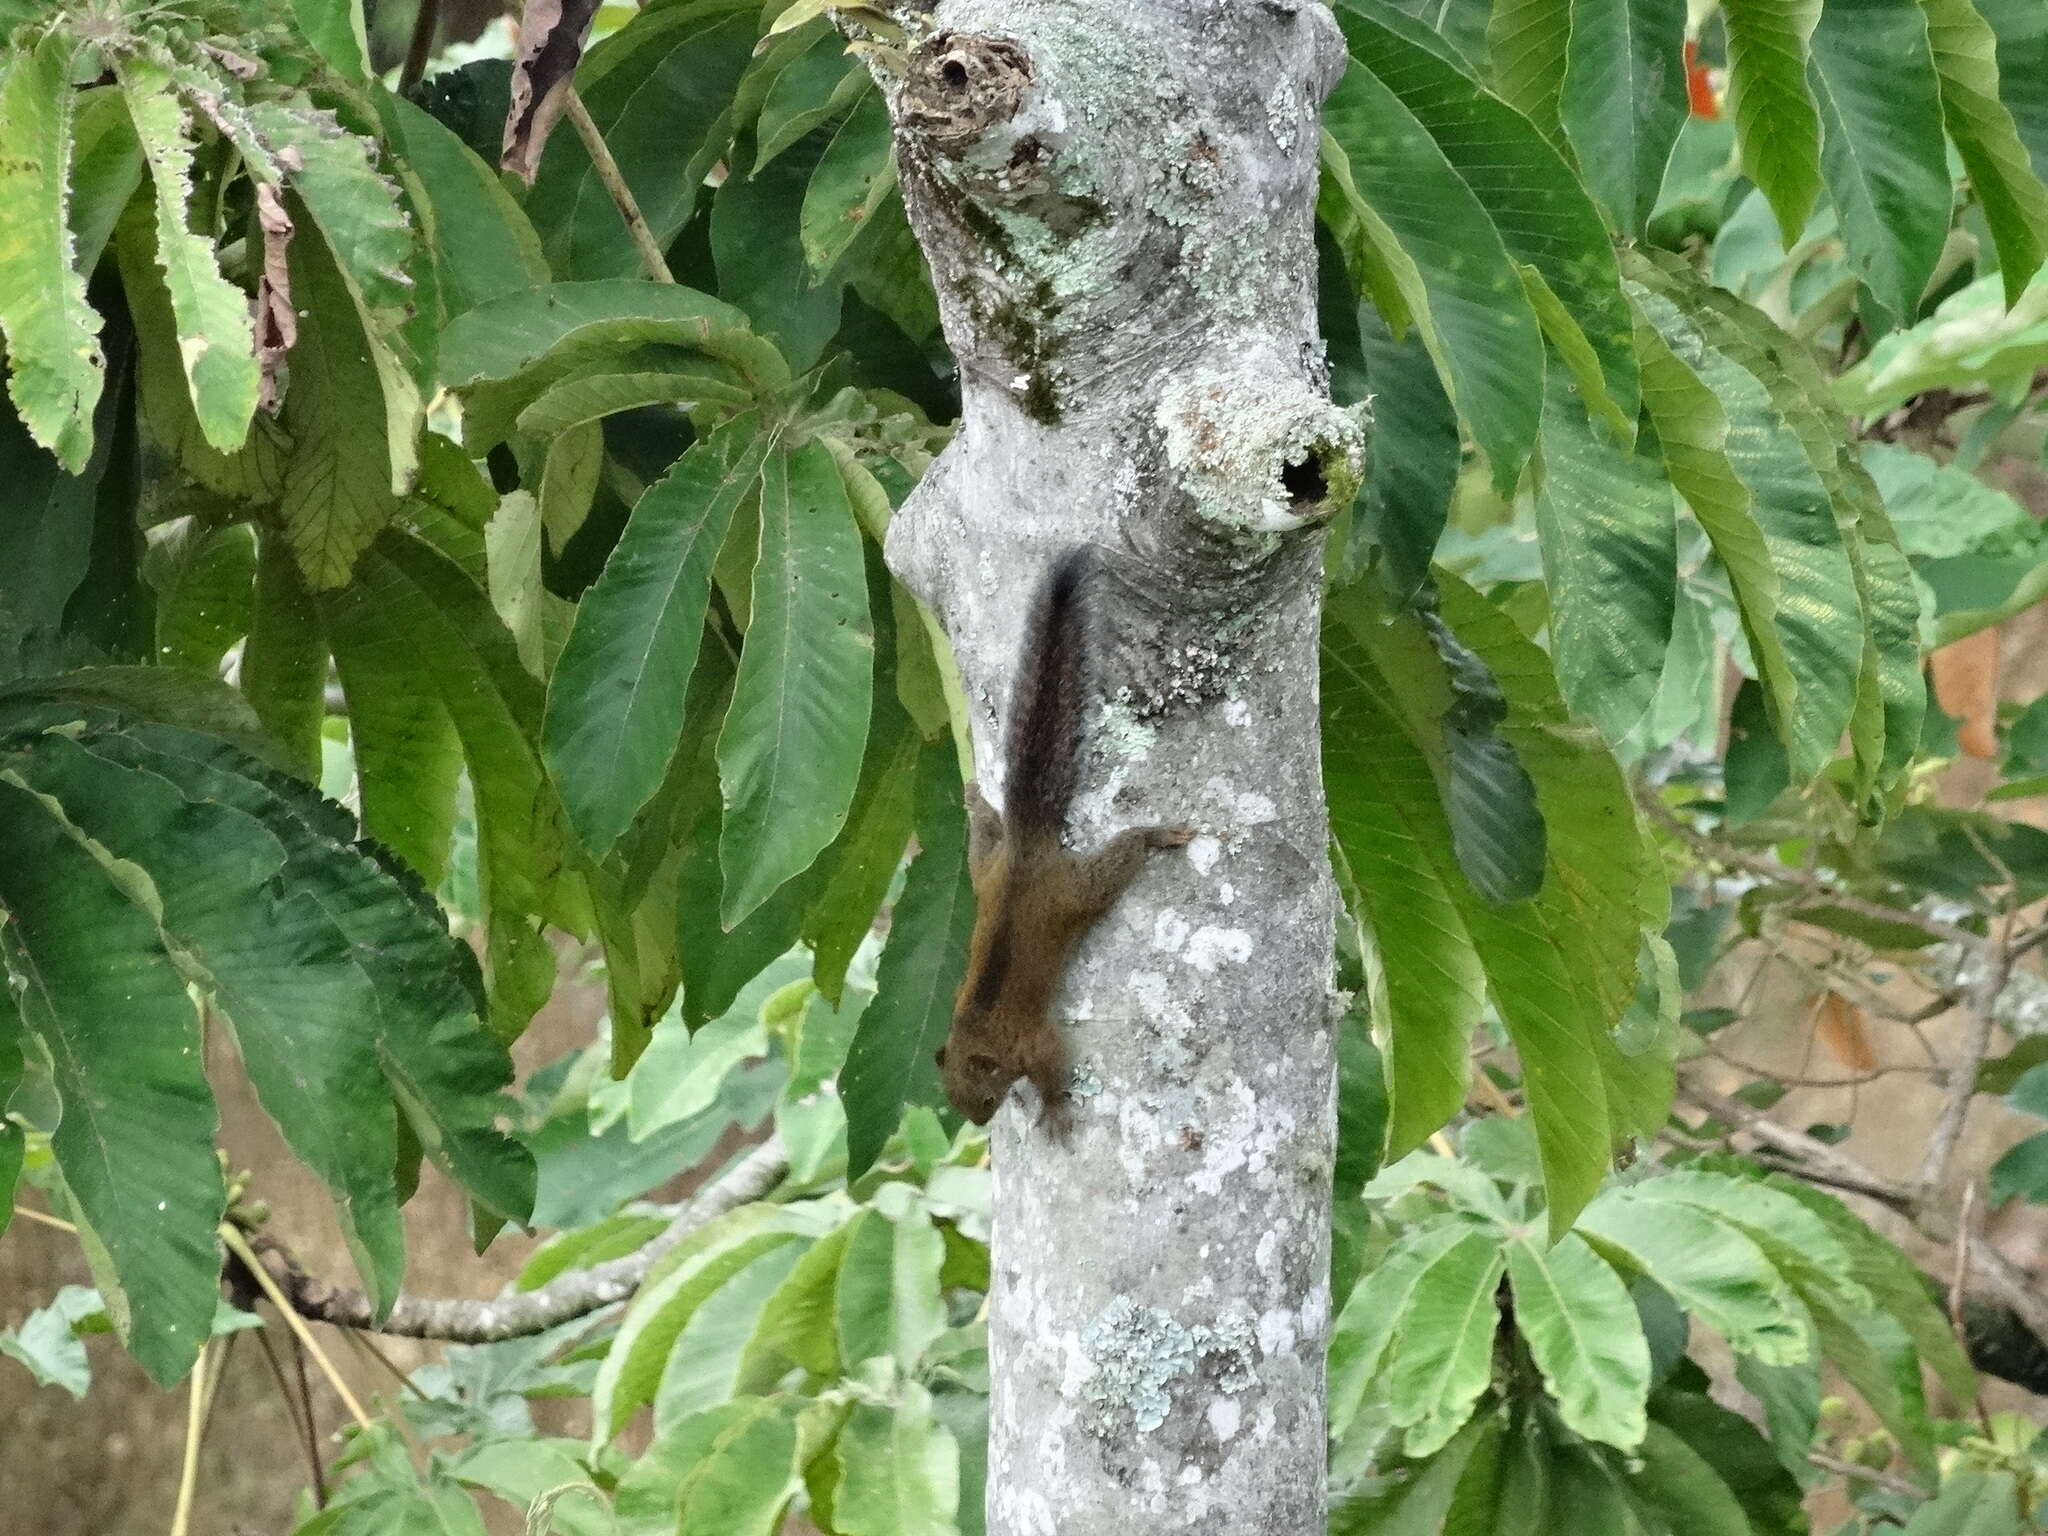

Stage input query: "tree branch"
[{"left": 237, "top": 1135, "right": 788, "bottom": 1343}]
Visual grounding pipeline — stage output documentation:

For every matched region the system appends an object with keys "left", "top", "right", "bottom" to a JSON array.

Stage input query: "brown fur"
[{"left": 935, "top": 554, "right": 1190, "bottom": 1133}]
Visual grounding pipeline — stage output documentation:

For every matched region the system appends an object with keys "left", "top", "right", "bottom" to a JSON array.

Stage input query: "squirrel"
[{"left": 936, "top": 548, "right": 1193, "bottom": 1133}]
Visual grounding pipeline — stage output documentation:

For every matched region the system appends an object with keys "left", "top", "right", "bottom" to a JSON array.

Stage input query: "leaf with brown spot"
[
  {"left": 1813, "top": 991, "right": 1878, "bottom": 1072},
  {"left": 502, "top": 0, "right": 604, "bottom": 185},
  {"left": 1931, "top": 624, "right": 2000, "bottom": 760}
]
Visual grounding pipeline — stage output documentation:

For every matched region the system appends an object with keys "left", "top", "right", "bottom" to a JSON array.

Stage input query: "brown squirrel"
[{"left": 937, "top": 549, "right": 1193, "bottom": 1132}]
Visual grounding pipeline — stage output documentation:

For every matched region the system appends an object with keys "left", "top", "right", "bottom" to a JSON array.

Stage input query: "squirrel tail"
[{"left": 1000, "top": 547, "right": 1093, "bottom": 842}]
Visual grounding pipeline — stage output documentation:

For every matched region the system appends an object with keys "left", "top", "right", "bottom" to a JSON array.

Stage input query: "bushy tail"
[{"left": 1001, "top": 548, "right": 1093, "bottom": 841}]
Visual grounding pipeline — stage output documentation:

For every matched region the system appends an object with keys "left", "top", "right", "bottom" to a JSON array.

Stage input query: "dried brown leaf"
[
  {"left": 253, "top": 182, "right": 297, "bottom": 413},
  {"left": 1930, "top": 625, "right": 2001, "bottom": 760},
  {"left": 1813, "top": 990, "right": 1879, "bottom": 1072},
  {"left": 502, "top": 0, "right": 604, "bottom": 185}
]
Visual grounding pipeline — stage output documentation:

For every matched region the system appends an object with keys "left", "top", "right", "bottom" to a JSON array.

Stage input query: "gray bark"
[{"left": 869, "top": 4, "right": 1361, "bottom": 1529}]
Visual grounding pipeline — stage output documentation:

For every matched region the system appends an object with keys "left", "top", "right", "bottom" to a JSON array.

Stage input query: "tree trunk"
[{"left": 872, "top": 3, "right": 1362, "bottom": 1528}]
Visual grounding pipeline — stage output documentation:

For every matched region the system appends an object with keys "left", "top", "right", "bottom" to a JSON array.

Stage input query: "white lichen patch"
[
  {"left": 1185, "top": 925, "right": 1253, "bottom": 972},
  {"left": 1206, "top": 1395, "right": 1242, "bottom": 1444},
  {"left": 1201, "top": 775, "right": 1278, "bottom": 830},
  {"left": 1189, "top": 1079, "right": 1299, "bottom": 1196},
  {"left": 1152, "top": 908, "right": 1192, "bottom": 953}
]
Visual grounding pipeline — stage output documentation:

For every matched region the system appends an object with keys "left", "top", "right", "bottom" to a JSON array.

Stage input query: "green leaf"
[
  {"left": 1901, "top": 1469, "right": 2022, "bottom": 1536},
  {"left": 277, "top": 216, "right": 421, "bottom": 590},
  {"left": 517, "top": 1213, "right": 669, "bottom": 1291},
  {"left": 615, "top": 1398, "right": 803, "bottom": 1536},
  {"left": 801, "top": 91, "right": 896, "bottom": 277},
  {"left": 115, "top": 53, "right": 259, "bottom": 455},
  {"left": 1648, "top": 1386, "right": 1809, "bottom": 1533},
  {"left": 484, "top": 490, "right": 546, "bottom": 677},
  {"left": 1329, "top": 1413, "right": 1502, "bottom": 1536},
  {"left": 835, "top": 1202, "right": 946, "bottom": 1373},
  {"left": 1534, "top": 376, "right": 1678, "bottom": 746},
  {"left": 1328, "top": 1215, "right": 1487, "bottom": 1440},
  {"left": 0, "top": 775, "right": 222, "bottom": 1385},
  {"left": 1990, "top": 1127, "right": 2048, "bottom": 1204},
  {"left": 594, "top": 1207, "right": 800, "bottom": 1437},
  {"left": 76, "top": 721, "right": 531, "bottom": 1223},
  {"left": 1981, "top": 0, "right": 2048, "bottom": 184},
  {"left": 1628, "top": 272, "right": 1862, "bottom": 782},
  {"left": 1805, "top": 0, "right": 1951, "bottom": 321},
  {"left": 526, "top": 6, "right": 758, "bottom": 280},
  {"left": 1485, "top": 0, "right": 1568, "bottom": 139},
  {"left": 0, "top": 1285, "right": 99, "bottom": 1398},
  {"left": 1326, "top": 580, "right": 1659, "bottom": 1222},
  {"left": 738, "top": 1216, "right": 856, "bottom": 1383},
  {"left": 6, "top": 729, "right": 408, "bottom": 1311},
  {"left": 716, "top": 439, "right": 873, "bottom": 926},
  {"left": 239, "top": 532, "right": 327, "bottom": 782},
  {"left": 546, "top": 413, "right": 771, "bottom": 856},
  {"left": 440, "top": 279, "right": 785, "bottom": 451},
  {"left": 838, "top": 746, "right": 972, "bottom": 1179},
  {"left": 1576, "top": 1184, "right": 1809, "bottom": 1365},
  {"left": 802, "top": 671, "right": 917, "bottom": 1004},
  {"left": 514, "top": 368, "right": 752, "bottom": 440},
  {"left": 1351, "top": 302, "right": 1460, "bottom": 599},
  {"left": 1383, "top": 1227, "right": 1507, "bottom": 1455},
  {"left": 0, "top": 35, "right": 103, "bottom": 471},
  {"left": 1322, "top": 53, "right": 1545, "bottom": 489},
  {"left": 1623, "top": 1420, "right": 1758, "bottom": 1536},
  {"left": 1504, "top": 1232, "right": 1649, "bottom": 1447},
  {"left": 1338, "top": 2, "right": 1639, "bottom": 435},
  {"left": 1922, "top": 0, "right": 2048, "bottom": 302},
  {"left": 377, "top": 94, "right": 550, "bottom": 320},
  {"left": 654, "top": 1239, "right": 810, "bottom": 1428},
  {"left": 755, "top": 31, "right": 869, "bottom": 168},
  {"left": 248, "top": 100, "right": 417, "bottom": 338},
  {"left": 322, "top": 533, "right": 576, "bottom": 1034},
  {"left": 1559, "top": 0, "right": 1689, "bottom": 237},
  {"left": 290, "top": 0, "right": 372, "bottom": 80},
  {"left": 1758, "top": 1170, "right": 1975, "bottom": 1402},
  {"left": 1721, "top": 0, "right": 1825, "bottom": 240},
  {"left": 68, "top": 88, "right": 143, "bottom": 277},
  {"left": 146, "top": 521, "right": 256, "bottom": 676},
  {"left": 827, "top": 1383, "right": 960, "bottom": 1536},
  {"left": 713, "top": 129, "right": 848, "bottom": 375},
  {"left": 1839, "top": 269, "right": 2048, "bottom": 414}
]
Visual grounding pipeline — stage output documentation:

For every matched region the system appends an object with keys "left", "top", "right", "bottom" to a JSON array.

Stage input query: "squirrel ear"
[{"left": 934, "top": 1045, "right": 948, "bottom": 1068}]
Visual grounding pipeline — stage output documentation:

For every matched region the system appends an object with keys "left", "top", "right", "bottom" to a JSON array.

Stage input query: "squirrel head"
[{"left": 935, "top": 1041, "right": 1012, "bottom": 1124}]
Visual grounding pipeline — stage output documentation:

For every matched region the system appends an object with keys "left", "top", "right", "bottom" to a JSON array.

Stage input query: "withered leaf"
[{"left": 502, "top": 0, "right": 604, "bottom": 185}]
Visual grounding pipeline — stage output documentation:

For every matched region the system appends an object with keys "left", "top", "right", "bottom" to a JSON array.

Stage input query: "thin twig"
[
  {"left": 251, "top": 1324, "right": 323, "bottom": 1508},
  {"left": 288, "top": 1335, "right": 329, "bottom": 1506},
  {"left": 219, "top": 1223, "right": 373, "bottom": 1431},
  {"left": 561, "top": 89, "right": 674, "bottom": 283},
  {"left": 1914, "top": 936, "right": 2010, "bottom": 1196},
  {"left": 1641, "top": 796, "right": 1978, "bottom": 947},
  {"left": 168, "top": 1340, "right": 209, "bottom": 1536},
  {"left": 1806, "top": 1448, "right": 1927, "bottom": 1500},
  {"left": 399, "top": 0, "right": 441, "bottom": 95},
  {"left": 244, "top": 1134, "right": 788, "bottom": 1342}
]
